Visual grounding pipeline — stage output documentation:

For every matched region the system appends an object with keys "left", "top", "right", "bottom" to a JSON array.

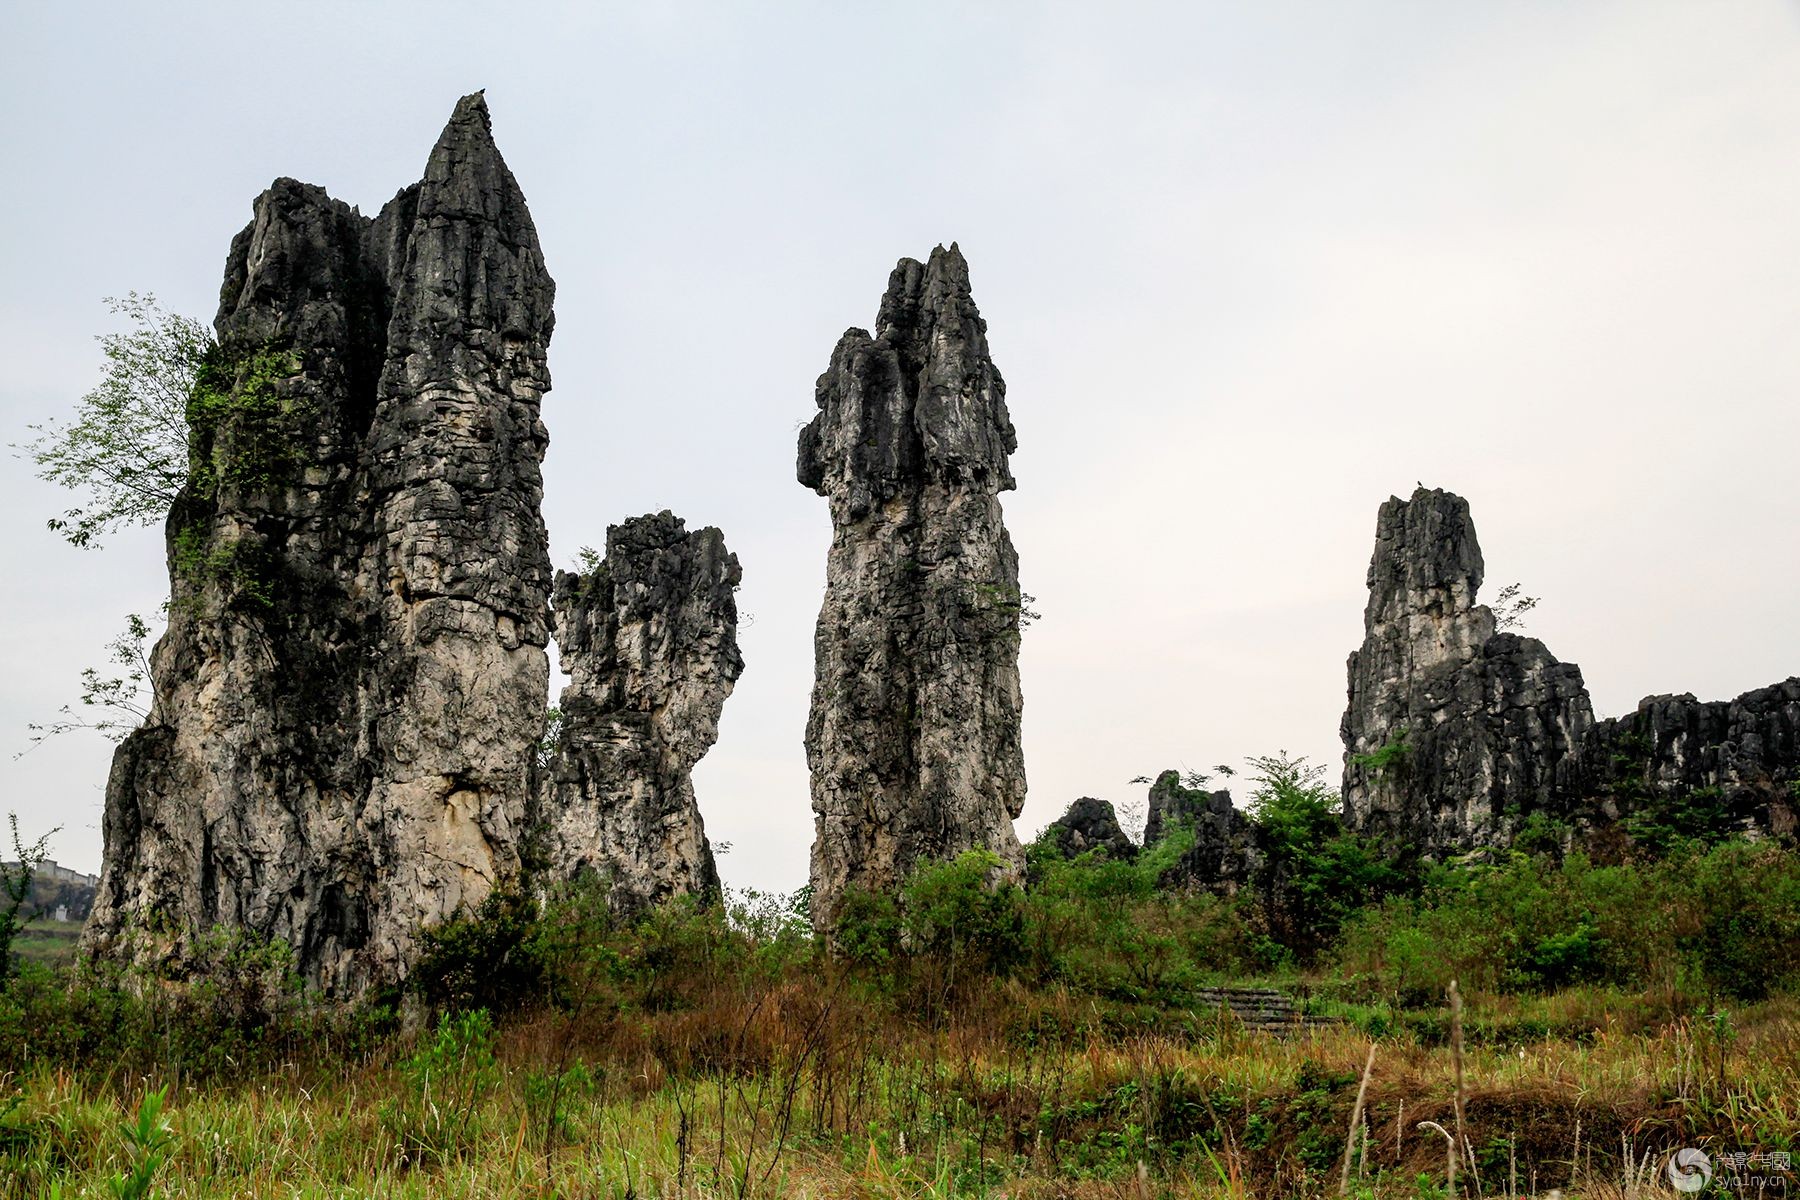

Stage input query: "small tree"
[
  {"left": 21, "top": 613, "right": 154, "bottom": 754},
  {"left": 1244, "top": 751, "right": 1409, "bottom": 960},
  {"left": 19, "top": 293, "right": 208, "bottom": 548},
  {"left": 1, "top": 814, "right": 60, "bottom": 982},
  {"left": 1492, "top": 582, "right": 1540, "bottom": 631}
]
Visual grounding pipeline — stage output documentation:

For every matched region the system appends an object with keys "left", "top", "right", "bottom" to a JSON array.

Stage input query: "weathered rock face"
[
  {"left": 1039, "top": 798, "right": 1136, "bottom": 861},
  {"left": 798, "top": 244, "right": 1027, "bottom": 932},
  {"left": 84, "top": 94, "right": 555, "bottom": 997},
  {"left": 1570, "top": 680, "right": 1800, "bottom": 842},
  {"left": 1340, "top": 489, "right": 1594, "bottom": 856},
  {"left": 538, "top": 512, "right": 742, "bottom": 909},
  {"left": 1144, "top": 771, "right": 1257, "bottom": 891}
]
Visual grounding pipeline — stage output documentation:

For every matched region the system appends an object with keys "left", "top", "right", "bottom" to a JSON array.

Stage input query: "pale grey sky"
[{"left": 3, "top": 1, "right": 1797, "bottom": 890}]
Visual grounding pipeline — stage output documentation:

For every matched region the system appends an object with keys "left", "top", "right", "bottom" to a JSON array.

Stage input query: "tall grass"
[{"left": 2, "top": 840, "right": 1795, "bottom": 1197}]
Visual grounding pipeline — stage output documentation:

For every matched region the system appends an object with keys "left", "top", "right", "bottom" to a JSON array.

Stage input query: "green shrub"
[
  {"left": 411, "top": 890, "right": 546, "bottom": 1013},
  {"left": 380, "top": 1008, "right": 500, "bottom": 1166},
  {"left": 1334, "top": 843, "right": 1800, "bottom": 1003},
  {"left": 832, "top": 885, "right": 902, "bottom": 969},
  {"left": 901, "top": 850, "right": 1026, "bottom": 978},
  {"left": 1024, "top": 833, "right": 1255, "bottom": 1001},
  {"left": 1686, "top": 842, "right": 1800, "bottom": 1000},
  {"left": 1244, "top": 752, "right": 1414, "bottom": 960}
]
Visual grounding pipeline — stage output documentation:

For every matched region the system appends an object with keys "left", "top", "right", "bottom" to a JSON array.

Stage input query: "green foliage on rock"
[
  {"left": 182, "top": 339, "right": 307, "bottom": 503},
  {"left": 20, "top": 294, "right": 202, "bottom": 548},
  {"left": 21, "top": 294, "right": 307, "bottom": 614},
  {"left": 1348, "top": 726, "right": 1409, "bottom": 783}
]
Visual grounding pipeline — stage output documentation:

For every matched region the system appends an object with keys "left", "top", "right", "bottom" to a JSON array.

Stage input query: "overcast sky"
[{"left": 3, "top": 1, "right": 1797, "bottom": 891}]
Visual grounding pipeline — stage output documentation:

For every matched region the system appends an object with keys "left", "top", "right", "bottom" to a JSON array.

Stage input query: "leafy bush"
[
  {"left": 1335, "top": 842, "right": 1800, "bottom": 1003},
  {"left": 411, "top": 890, "right": 546, "bottom": 1013},
  {"left": 380, "top": 1008, "right": 501, "bottom": 1166},
  {"left": 1243, "top": 752, "right": 1414, "bottom": 961},
  {"left": 900, "top": 849, "right": 1025, "bottom": 976},
  {"left": 832, "top": 885, "right": 902, "bottom": 969},
  {"left": 1024, "top": 828, "right": 1255, "bottom": 1001}
]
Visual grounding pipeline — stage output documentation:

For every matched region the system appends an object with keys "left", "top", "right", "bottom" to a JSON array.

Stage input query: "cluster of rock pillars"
[{"left": 81, "top": 97, "right": 1800, "bottom": 998}]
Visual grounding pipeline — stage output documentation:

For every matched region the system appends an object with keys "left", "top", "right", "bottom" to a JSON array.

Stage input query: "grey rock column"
[
  {"left": 1339, "top": 488, "right": 1592, "bottom": 856},
  {"left": 84, "top": 94, "right": 555, "bottom": 998},
  {"left": 538, "top": 512, "right": 743, "bottom": 909},
  {"left": 798, "top": 245, "right": 1027, "bottom": 933}
]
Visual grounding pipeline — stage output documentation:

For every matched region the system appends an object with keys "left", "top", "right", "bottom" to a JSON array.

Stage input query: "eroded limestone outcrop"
[
  {"left": 1039, "top": 798, "right": 1136, "bottom": 861},
  {"left": 84, "top": 93, "right": 555, "bottom": 997},
  {"left": 1340, "top": 488, "right": 1594, "bottom": 856},
  {"left": 798, "top": 244, "right": 1026, "bottom": 932},
  {"left": 1144, "top": 771, "right": 1257, "bottom": 891},
  {"left": 1571, "top": 679, "right": 1800, "bottom": 842},
  {"left": 537, "top": 512, "right": 743, "bottom": 909}
]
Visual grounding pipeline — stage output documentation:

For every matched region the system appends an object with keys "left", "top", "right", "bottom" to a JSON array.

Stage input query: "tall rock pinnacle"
[
  {"left": 1340, "top": 489, "right": 1594, "bottom": 855},
  {"left": 798, "top": 245, "right": 1027, "bottom": 933},
  {"left": 83, "top": 94, "right": 556, "bottom": 997},
  {"left": 538, "top": 512, "right": 743, "bottom": 909}
]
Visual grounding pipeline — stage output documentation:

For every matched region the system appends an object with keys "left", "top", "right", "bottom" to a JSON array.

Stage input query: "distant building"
[
  {"left": 0, "top": 859, "right": 99, "bottom": 889},
  {"left": 1, "top": 859, "right": 99, "bottom": 921}
]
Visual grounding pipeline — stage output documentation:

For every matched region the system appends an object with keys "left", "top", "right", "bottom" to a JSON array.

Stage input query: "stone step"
[{"left": 1186, "top": 984, "right": 1342, "bottom": 1034}]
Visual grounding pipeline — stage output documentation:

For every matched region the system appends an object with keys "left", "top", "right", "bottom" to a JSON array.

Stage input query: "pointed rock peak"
[
  {"left": 876, "top": 242, "right": 981, "bottom": 349},
  {"left": 452, "top": 90, "right": 491, "bottom": 130},
  {"left": 928, "top": 241, "right": 968, "bottom": 279},
  {"left": 429, "top": 91, "right": 495, "bottom": 155},
  {"left": 417, "top": 90, "right": 526, "bottom": 216}
]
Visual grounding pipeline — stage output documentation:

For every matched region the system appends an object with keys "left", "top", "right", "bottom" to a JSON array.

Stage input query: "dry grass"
[{"left": 2, "top": 977, "right": 1795, "bottom": 1199}]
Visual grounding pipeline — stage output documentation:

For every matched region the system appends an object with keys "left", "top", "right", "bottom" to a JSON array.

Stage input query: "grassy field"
[
  {"left": 4, "top": 783, "right": 1796, "bottom": 1198},
  {"left": 0, "top": 963, "right": 1794, "bottom": 1199},
  {"left": 10, "top": 922, "right": 82, "bottom": 969}
]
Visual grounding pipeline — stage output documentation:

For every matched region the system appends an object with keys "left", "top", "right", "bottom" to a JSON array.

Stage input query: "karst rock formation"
[
  {"left": 1040, "top": 797, "right": 1137, "bottom": 862},
  {"left": 538, "top": 512, "right": 743, "bottom": 909},
  {"left": 1571, "top": 681, "right": 1800, "bottom": 842},
  {"left": 1143, "top": 770, "right": 1258, "bottom": 891},
  {"left": 1340, "top": 488, "right": 1594, "bottom": 855},
  {"left": 798, "top": 244, "right": 1027, "bottom": 932},
  {"left": 1340, "top": 486, "right": 1800, "bottom": 855},
  {"left": 84, "top": 94, "right": 557, "bottom": 997}
]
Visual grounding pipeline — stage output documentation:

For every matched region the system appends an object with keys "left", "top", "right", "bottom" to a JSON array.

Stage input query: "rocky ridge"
[
  {"left": 1571, "top": 679, "right": 1800, "bottom": 843},
  {"left": 1340, "top": 487, "right": 1798, "bottom": 856}
]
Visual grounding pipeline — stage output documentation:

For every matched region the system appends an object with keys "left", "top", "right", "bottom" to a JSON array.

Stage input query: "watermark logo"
[{"left": 1668, "top": 1148, "right": 1713, "bottom": 1193}]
